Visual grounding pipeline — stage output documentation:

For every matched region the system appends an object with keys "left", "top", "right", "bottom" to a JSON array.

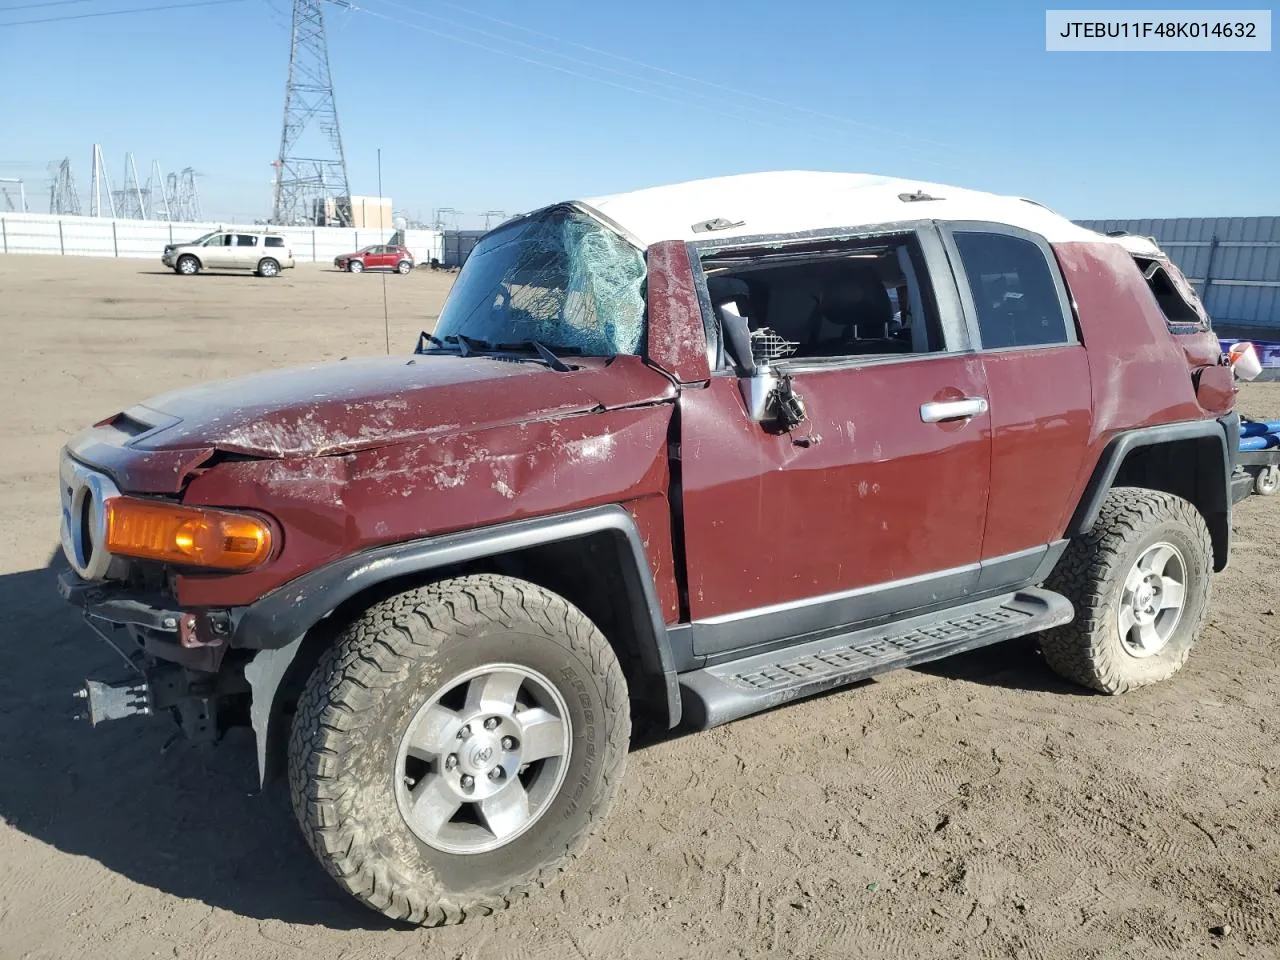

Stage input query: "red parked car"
[
  {"left": 334, "top": 243, "right": 414, "bottom": 274},
  {"left": 57, "top": 171, "right": 1244, "bottom": 926}
]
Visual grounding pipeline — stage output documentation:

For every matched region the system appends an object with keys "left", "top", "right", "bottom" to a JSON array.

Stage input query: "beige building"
[{"left": 347, "top": 195, "right": 394, "bottom": 229}]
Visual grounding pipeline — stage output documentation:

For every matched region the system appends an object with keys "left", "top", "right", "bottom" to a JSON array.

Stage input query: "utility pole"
[
  {"left": 271, "top": 0, "right": 352, "bottom": 226},
  {"left": 481, "top": 210, "right": 507, "bottom": 230}
]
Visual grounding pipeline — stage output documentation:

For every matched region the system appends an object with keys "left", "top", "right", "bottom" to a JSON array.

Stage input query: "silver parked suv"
[{"left": 161, "top": 230, "right": 296, "bottom": 277}]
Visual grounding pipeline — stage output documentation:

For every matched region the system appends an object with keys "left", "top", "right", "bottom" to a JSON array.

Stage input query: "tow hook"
[{"left": 72, "top": 677, "right": 152, "bottom": 726}]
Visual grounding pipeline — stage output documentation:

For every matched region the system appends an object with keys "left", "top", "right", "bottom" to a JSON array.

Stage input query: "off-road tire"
[
  {"left": 176, "top": 254, "right": 200, "bottom": 276},
  {"left": 287, "top": 574, "right": 630, "bottom": 925},
  {"left": 1040, "top": 487, "right": 1212, "bottom": 694}
]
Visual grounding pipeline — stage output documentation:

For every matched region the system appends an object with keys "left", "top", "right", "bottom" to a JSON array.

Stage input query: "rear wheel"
[
  {"left": 397, "top": 259, "right": 412, "bottom": 275},
  {"left": 257, "top": 258, "right": 280, "bottom": 278},
  {"left": 1040, "top": 487, "right": 1212, "bottom": 694},
  {"left": 287, "top": 574, "right": 630, "bottom": 925},
  {"left": 348, "top": 259, "right": 364, "bottom": 273},
  {"left": 176, "top": 255, "right": 200, "bottom": 276}
]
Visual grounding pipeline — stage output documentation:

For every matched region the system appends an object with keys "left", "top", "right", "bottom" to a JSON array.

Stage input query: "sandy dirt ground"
[{"left": 1, "top": 254, "right": 1279, "bottom": 960}]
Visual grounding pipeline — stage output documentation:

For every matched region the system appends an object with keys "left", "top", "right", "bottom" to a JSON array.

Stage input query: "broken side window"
[
  {"left": 1133, "top": 255, "right": 1210, "bottom": 331},
  {"left": 433, "top": 206, "right": 646, "bottom": 356},
  {"left": 700, "top": 234, "right": 946, "bottom": 364}
]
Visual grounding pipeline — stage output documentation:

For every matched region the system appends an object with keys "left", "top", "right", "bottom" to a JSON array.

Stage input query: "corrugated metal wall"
[
  {"left": 440, "top": 229, "right": 487, "bottom": 267},
  {"left": 1075, "top": 216, "right": 1280, "bottom": 329}
]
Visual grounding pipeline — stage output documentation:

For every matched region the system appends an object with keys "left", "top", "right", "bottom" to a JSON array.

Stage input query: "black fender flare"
[
  {"left": 1066, "top": 415, "right": 1236, "bottom": 569},
  {"left": 236, "top": 504, "right": 681, "bottom": 782}
]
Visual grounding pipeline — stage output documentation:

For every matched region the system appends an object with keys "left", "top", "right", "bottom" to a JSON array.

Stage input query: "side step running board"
[{"left": 678, "top": 587, "right": 1073, "bottom": 729}]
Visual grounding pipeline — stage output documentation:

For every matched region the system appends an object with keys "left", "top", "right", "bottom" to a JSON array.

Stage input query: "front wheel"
[
  {"left": 288, "top": 575, "right": 630, "bottom": 925},
  {"left": 1040, "top": 487, "right": 1212, "bottom": 694},
  {"left": 347, "top": 259, "right": 364, "bottom": 273},
  {"left": 176, "top": 255, "right": 200, "bottom": 276}
]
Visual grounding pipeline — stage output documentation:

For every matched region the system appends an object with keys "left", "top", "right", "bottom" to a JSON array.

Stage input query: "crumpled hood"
[{"left": 90, "top": 353, "right": 675, "bottom": 464}]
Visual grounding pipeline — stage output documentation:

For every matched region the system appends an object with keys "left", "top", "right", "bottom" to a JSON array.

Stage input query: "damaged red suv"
[{"left": 57, "top": 172, "right": 1241, "bottom": 925}]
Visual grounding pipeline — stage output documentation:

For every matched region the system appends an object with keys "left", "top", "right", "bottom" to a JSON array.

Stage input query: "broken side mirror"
[
  {"left": 718, "top": 301, "right": 806, "bottom": 426},
  {"left": 741, "top": 364, "right": 808, "bottom": 428}
]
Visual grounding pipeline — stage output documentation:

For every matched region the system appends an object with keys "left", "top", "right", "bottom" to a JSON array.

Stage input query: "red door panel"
[
  {"left": 980, "top": 345, "right": 1093, "bottom": 557},
  {"left": 679, "top": 355, "right": 992, "bottom": 623}
]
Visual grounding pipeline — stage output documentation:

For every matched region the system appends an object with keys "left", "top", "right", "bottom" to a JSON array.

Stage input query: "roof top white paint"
[{"left": 580, "top": 171, "right": 1110, "bottom": 248}]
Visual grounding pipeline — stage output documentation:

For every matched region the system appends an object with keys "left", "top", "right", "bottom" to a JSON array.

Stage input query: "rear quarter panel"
[{"left": 1051, "top": 239, "right": 1209, "bottom": 514}]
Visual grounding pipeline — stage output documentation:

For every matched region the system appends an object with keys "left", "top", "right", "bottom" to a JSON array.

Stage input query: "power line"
[
  {"left": 0, "top": 0, "right": 96, "bottom": 12},
  {"left": 395, "top": 0, "right": 957, "bottom": 152},
  {"left": 353, "top": 3, "right": 949, "bottom": 166},
  {"left": 0, "top": 0, "right": 244, "bottom": 27}
]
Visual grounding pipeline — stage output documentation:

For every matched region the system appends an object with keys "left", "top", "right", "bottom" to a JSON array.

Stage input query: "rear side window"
[
  {"left": 236, "top": 235, "right": 258, "bottom": 247},
  {"left": 265, "top": 236, "right": 284, "bottom": 248},
  {"left": 953, "top": 231, "right": 1070, "bottom": 349}
]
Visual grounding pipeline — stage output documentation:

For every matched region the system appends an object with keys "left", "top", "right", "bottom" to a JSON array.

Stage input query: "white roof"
[{"left": 581, "top": 171, "right": 1108, "bottom": 248}]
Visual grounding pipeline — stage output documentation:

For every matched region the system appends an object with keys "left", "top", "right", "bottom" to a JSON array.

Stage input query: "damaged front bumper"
[{"left": 57, "top": 569, "right": 247, "bottom": 742}]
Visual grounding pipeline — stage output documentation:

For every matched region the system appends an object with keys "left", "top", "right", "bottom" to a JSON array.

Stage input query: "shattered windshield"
[{"left": 433, "top": 206, "right": 646, "bottom": 356}]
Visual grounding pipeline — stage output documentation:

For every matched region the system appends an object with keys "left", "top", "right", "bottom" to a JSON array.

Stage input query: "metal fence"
[
  {"left": 0, "top": 212, "right": 444, "bottom": 266},
  {"left": 1076, "top": 217, "right": 1280, "bottom": 329}
]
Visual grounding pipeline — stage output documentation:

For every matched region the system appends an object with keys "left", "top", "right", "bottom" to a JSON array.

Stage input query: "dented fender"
[{"left": 236, "top": 504, "right": 684, "bottom": 780}]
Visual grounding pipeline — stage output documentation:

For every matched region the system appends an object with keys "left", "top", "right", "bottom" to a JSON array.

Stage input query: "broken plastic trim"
[{"left": 898, "top": 191, "right": 942, "bottom": 203}]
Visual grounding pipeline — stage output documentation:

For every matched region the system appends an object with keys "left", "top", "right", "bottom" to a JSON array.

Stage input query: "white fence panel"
[{"left": 0, "top": 213, "right": 444, "bottom": 266}]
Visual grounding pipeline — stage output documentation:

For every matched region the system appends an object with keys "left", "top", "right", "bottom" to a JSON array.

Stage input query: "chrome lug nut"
[
  {"left": 501, "top": 736, "right": 517, "bottom": 750},
  {"left": 444, "top": 754, "right": 458, "bottom": 770},
  {"left": 488, "top": 767, "right": 504, "bottom": 781},
  {"left": 457, "top": 724, "right": 471, "bottom": 739},
  {"left": 460, "top": 774, "right": 475, "bottom": 789},
  {"left": 484, "top": 716, "right": 500, "bottom": 730}
]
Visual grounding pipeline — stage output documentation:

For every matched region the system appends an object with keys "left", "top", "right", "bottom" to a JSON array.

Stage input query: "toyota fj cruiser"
[{"left": 57, "top": 172, "right": 1241, "bottom": 925}]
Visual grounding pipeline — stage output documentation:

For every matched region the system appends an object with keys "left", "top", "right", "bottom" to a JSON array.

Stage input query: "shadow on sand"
[{"left": 0, "top": 556, "right": 398, "bottom": 931}]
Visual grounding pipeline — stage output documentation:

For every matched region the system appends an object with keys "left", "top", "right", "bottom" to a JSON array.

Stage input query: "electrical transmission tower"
[
  {"left": 271, "top": 0, "right": 352, "bottom": 227},
  {"left": 168, "top": 168, "right": 202, "bottom": 221},
  {"left": 0, "top": 178, "right": 27, "bottom": 213},
  {"left": 147, "top": 160, "right": 173, "bottom": 221},
  {"left": 48, "top": 158, "right": 82, "bottom": 215},
  {"left": 115, "top": 153, "right": 148, "bottom": 220},
  {"left": 90, "top": 144, "right": 116, "bottom": 218}
]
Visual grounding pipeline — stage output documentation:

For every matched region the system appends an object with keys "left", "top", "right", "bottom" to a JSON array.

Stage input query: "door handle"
[{"left": 920, "top": 397, "right": 988, "bottom": 423}]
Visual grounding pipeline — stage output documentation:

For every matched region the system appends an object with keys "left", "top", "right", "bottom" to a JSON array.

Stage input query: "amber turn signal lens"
[{"left": 104, "top": 498, "right": 273, "bottom": 571}]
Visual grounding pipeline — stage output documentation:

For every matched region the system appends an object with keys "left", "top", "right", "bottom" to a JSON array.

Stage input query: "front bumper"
[{"left": 57, "top": 568, "right": 238, "bottom": 668}]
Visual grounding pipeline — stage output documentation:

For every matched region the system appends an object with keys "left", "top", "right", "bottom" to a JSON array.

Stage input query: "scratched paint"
[{"left": 176, "top": 404, "right": 675, "bottom": 608}]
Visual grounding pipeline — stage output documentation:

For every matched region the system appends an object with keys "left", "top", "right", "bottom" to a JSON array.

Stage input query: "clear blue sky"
[{"left": 0, "top": 0, "right": 1276, "bottom": 226}]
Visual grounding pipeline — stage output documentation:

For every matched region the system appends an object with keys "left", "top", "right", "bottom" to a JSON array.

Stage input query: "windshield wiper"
[
  {"left": 527, "top": 339, "right": 572, "bottom": 372},
  {"left": 415, "top": 331, "right": 446, "bottom": 354},
  {"left": 443, "top": 333, "right": 491, "bottom": 357}
]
